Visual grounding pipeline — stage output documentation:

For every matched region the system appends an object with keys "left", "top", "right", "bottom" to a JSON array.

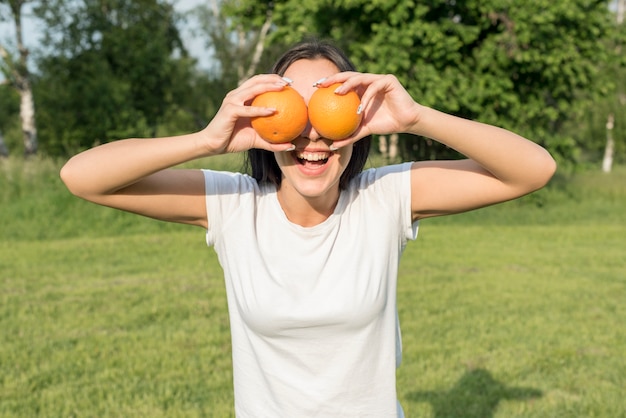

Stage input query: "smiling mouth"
[{"left": 295, "top": 150, "right": 331, "bottom": 165}]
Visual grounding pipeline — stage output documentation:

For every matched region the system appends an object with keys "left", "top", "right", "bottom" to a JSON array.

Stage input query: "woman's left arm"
[
  {"left": 322, "top": 72, "right": 557, "bottom": 221},
  {"left": 406, "top": 107, "right": 557, "bottom": 220}
]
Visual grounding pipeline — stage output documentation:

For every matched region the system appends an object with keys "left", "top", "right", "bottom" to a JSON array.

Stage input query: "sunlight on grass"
[
  {"left": 396, "top": 224, "right": 626, "bottom": 418},
  {"left": 1, "top": 158, "right": 625, "bottom": 417},
  {"left": 1, "top": 233, "right": 235, "bottom": 417}
]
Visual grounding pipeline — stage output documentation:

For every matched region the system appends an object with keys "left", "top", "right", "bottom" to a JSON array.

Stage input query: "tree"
[
  {"left": 0, "top": 130, "right": 7, "bottom": 156},
  {"left": 191, "top": 0, "right": 276, "bottom": 87},
  {"left": 602, "top": 0, "right": 626, "bottom": 172},
  {"left": 0, "top": 0, "right": 38, "bottom": 156},
  {"left": 33, "top": 0, "right": 194, "bottom": 154},
  {"left": 223, "top": 0, "right": 617, "bottom": 164}
]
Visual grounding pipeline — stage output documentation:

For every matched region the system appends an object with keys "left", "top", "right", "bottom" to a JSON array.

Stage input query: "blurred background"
[{"left": 0, "top": 0, "right": 625, "bottom": 169}]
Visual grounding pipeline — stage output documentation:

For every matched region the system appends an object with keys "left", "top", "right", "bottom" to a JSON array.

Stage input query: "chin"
[{"left": 287, "top": 176, "right": 341, "bottom": 198}]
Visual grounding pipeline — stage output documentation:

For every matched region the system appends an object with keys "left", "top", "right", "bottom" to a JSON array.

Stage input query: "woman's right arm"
[
  {"left": 60, "top": 133, "right": 215, "bottom": 227},
  {"left": 60, "top": 75, "right": 294, "bottom": 228}
]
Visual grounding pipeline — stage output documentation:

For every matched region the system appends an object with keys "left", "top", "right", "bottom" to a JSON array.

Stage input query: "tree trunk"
[
  {"left": 389, "top": 133, "right": 399, "bottom": 161},
  {"left": 19, "top": 87, "right": 37, "bottom": 155},
  {"left": 0, "top": 130, "right": 9, "bottom": 157},
  {"left": 13, "top": 0, "right": 37, "bottom": 156},
  {"left": 207, "top": 0, "right": 273, "bottom": 87},
  {"left": 602, "top": 0, "right": 626, "bottom": 172},
  {"left": 602, "top": 113, "right": 615, "bottom": 173},
  {"left": 1, "top": 0, "right": 38, "bottom": 156},
  {"left": 379, "top": 133, "right": 399, "bottom": 162},
  {"left": 379, "top": 135, "right": 388, "bottom": 161},
  {"left": 239, "top": 6, "right": 273, "bottom": 84}
]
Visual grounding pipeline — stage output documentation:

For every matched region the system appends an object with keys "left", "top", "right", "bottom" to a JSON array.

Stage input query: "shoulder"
[
  {"left": 343, "top": 162, "right": 414, "bottom": 213},
  {"left": 350, "top": 162, "right": 414, "bottom": 190},
  {"left": 344, "top": 162, "right": 417, "bottom": 243},
  {"left": 202, "top": 169, "right": 260, "bottom": 195}
]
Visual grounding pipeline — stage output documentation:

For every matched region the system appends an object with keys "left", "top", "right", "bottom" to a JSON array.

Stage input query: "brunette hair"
[{"left": 245, "top": 39, "right": 371, "bottom": 190}]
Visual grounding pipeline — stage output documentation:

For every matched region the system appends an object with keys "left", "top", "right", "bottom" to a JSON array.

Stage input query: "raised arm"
[
  {"left": 406, "top": 106, "right": 556, "bottom": 219},
  {"left": 317, "top": 73, "right": 557, "bottom": 220},
  {"left": 60, "top": 133, "right": 212, "bottom": 227},
  {"left": 60, "top": 75, "right": 295, "bottom": 227}
]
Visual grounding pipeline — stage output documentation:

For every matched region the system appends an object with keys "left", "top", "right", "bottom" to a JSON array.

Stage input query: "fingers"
[
  {"left": 315, "top": 72, "right": 400, "bottom": 113},
  {"left": 210, "top": 75, "right": 291, "bottom": 147},
  {"left": 314, "top": 71, "right": 392, "bottom": 95},
  {"left": 222, "top": 101, "right": 275, "bottom": 120},
  {"left": 261, "top": 142, "right": 296, "bottom": 153},
  {"left": 226, "top": 74, "right": 291, "bottom": 107},
  {"left": 356, "top": 74, "right": 400, "bottom": 115},
  {"left": 223, "top": 71, "right": 407, "bottom": 151}
]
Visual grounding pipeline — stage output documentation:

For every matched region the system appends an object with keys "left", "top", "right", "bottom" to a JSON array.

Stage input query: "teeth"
[{"left": 296, "top": 151, "right": 330, "bottom": 161}]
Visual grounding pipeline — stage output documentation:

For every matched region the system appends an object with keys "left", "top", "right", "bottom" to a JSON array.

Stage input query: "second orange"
[{"left": 308, "top": 83, "right": 362, "bottom": 141}]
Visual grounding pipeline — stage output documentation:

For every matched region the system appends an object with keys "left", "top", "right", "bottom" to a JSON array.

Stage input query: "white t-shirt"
[{"left": 203, "top": 162, "right": 418, "bottom": 417}]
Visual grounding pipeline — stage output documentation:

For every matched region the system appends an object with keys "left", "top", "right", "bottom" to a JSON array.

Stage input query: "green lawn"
[
  {"left": 397, "top": 223, "right": 625, "bottom": 418},
  {"left": 1, "top": 157, "right": 625, "bottom": 417},
  {"left": 1, "top": 233, "right": 233, "bottom": 417}
]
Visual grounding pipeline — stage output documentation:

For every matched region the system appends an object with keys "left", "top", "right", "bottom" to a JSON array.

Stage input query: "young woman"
[{"left": 61, "top": 40, "right": 556, "bottom": 417}]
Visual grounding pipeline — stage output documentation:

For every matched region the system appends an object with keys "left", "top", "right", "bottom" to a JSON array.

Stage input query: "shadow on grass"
[{"left": 407, "top": 368, "right": 542, "bottom": 418}]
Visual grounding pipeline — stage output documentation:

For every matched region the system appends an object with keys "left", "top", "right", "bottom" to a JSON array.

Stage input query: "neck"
[{"left": 276, "top": 184, "right": 340, "bottom": 227}]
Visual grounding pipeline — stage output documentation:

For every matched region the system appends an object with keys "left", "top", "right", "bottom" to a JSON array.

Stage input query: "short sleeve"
[
  {"left": 202, "top": 170, "right": 259, "bottom": 247},
  {"left": 400, "top": 162, "right": 419, "bottom": 243},
  {"left": 354, "top": 162, "right": 418, "bottom": 245}
]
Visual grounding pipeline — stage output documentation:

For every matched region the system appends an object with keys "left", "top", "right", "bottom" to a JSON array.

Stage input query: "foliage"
[
  {"left": 0, "top": 153, "right": 245, "bottom": 240},
  {"left": 31, "top": 0, "right": 204, "bottom": 154},
  {"left": 1, "top": 0, "right": 624, "bottom": 167},
  {"left": 565, "top": 5, "right": 626, "bottom": 167},
  {"left": 189, "top": 1, "right": 286, "bottom": 88},
  {"left": 0, "top": 84, "right": 19, "bottom": 132},
  {"left": 225, "top": 0, "right": 618, "bottom": 165}
]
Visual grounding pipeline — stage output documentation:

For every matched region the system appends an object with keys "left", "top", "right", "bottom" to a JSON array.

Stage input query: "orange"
[
  {"left": 308, "top": 83, "right": 362, "bottom": 140},
  {"left": 251, "top": 86, "right": 308, "bottom": 143}
]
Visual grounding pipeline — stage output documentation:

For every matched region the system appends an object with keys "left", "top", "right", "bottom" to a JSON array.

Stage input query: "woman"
[{"left": 61, "top": 40, "right": 556, "bottom": 417}]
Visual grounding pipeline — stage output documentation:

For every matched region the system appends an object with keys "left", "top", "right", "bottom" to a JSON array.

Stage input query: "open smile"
[
  {"left": 295, "top": 150, "right": 331, "bottom": 164},
  {"left": 289, "top": 149, "right": 335, "bottom": 175}
]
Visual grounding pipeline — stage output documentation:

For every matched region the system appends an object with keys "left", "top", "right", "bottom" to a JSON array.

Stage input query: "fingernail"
[
  {"left": 285, "top": 144, "right": 296, "bottom": 151},
  {"left": 356, "top": 104, "right": 363, "bottom": 115},
  {"left": 330, "top": 144, "right": 339, "bottom": 151},
  {"left": 313, "top": 77, "right": 327, "bottom": 87},
  {"left": 282, "top": 76, "right": 293, "bottom": 85},
  {"left": 334, "top": 84, "right": 344, "bottom": 94}
]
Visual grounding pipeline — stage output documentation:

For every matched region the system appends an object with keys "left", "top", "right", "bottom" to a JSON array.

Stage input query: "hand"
[
  {"left": 200, "top": 74, "right": 297, "bottom": 155},
  {"left": 315, "top": 72, "right": 423, "bottom": 148}
]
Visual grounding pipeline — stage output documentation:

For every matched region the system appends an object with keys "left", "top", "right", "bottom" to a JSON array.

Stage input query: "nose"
[{"left": 301, "top": 120, "right": 323, "bottom": 142}]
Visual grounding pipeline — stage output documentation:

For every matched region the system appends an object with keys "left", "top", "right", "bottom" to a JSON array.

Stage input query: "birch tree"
[
  {"left": 0, "top": 129, "right": 8, "bottom": 157},
  {"left": 0, "top": 0, "right": 37, "bottom": 156},
  {"left": 193, "top": 0, "right": 274, "bottom": 87},
  {"left": 603, "top": 0, "right": 625, "bottom": 172}
]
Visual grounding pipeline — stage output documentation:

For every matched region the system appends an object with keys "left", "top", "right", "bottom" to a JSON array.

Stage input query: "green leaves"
[
  {"left": 227, "top": 0, "right": 618, "bottom": 162},
  {"left": 2, "top": 0, "right": 619, "bottom": 162},
  {"left": 32, "top": 0, "right": 200, "bottom": 154}
]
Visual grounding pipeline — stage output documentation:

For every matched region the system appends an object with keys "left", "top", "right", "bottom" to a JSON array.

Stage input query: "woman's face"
[{"left": 274, "top": 58, "right": 353, "bottom": 200}]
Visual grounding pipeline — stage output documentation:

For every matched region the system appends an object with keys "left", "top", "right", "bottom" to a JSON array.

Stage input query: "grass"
[
  {"left": 1, "top": 234, "right": 232, "bottom": 417},
  {"left": 397, "top": 223, "right": 625, "bottom": 417},
  {"left": 1, "top": 155, "right": 625, "bottom": 417}
]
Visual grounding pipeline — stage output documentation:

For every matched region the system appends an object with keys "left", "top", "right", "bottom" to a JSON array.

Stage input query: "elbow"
[
  {"left": 59, "top": 161, "right": 77, "bottom": 195},
  {"left": 59, "top": 159, "right": 87, "bottom": 198},
  {"left": 529, "top": 149, "right": 558, "bottom": 192}
]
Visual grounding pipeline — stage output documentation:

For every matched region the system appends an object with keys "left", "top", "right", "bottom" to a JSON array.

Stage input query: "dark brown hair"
[{"left": 245, "top": 39, "right": 371, "bottom": 190}]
